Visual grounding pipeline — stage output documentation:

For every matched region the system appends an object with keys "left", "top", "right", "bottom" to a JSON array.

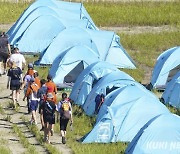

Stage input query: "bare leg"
[
  {"left": 31, "top": 110, "right": 37, "bottom": 124},
  {"left": 40, "top": 113, "right": 44, "bottom": 129},
  {"left": 16, "top": 90, "right": 20, "bottom": 102},
  {"left": 12, "top": 90, "right": 16, "bottom": 107}
]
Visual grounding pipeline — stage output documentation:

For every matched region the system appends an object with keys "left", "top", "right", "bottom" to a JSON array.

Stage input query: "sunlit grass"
[
  {"left": 0, "top": 146, "right": 11, "bottom": 154},
  {"left": 85, "top": 1, "right": 180, "bottom": 27},
  {"left": 119, "top": 31, "right": 180, "bottom": 68},
  {"left": 0, "top": 2, "right": 31, "bottom": 24},
  {"left": 54, "top": 105, "right": 128, "bottom": 154}
]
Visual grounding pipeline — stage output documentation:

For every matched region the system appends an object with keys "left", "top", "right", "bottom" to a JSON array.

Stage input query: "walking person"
[
  {"left": 10, "top": 47, "right": 26, "bottom": 71},
  {"left": 21, "top": 63, "right": 35, "bottom": 113},
  {"left": 7, "top": 61, "right": 23, "bottom": 108},
  {"left": 56, "top": 93, "right": 73, "bottom": 144},
  {"left": 46, "top": 74, "right": 57, "bottom": 104},
  {"left": 0, "top": 32, "right": 11, "bottom": 75},
  {"left": 46, "top": 74, "right": 57, "bottom": 135},
  {"left": 37, "top": 79, "right": 48, "bottom": 131},
  {"left": 42, "top": 93, "right": 56, "bottom": 144},
  {"left": 23, "top": 77, "right": 40, "bottom": 125}
]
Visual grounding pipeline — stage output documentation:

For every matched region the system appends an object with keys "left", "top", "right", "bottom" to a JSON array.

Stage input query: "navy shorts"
[
  {"left": 30, "top": 100, "right": 38, "bottom": 111},
  {"left": 43, "top": 115, "right": 55, "bottom": 125}
]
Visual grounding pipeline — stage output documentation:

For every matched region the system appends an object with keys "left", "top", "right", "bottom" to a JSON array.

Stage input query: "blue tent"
[
  {"left": 82, "top": 86, "right": 169, "bottom": 143},
  {"left": 7, "top": 0, "right": 97, "bottom": 53},
  {"left": 150, "top": 46, "right": 180, "bottom": 90},
  {"left": 125, "top": 113, "right": 180, "bottom": 154},
  {"left": 49, "top": 45, "right": 100, "bottom": 86},
  {"left": 82, "top": 71, "right": 135, "bottom": 116},
  {"left": 37, "top": 27, "right": 136, "bottom": 69},
  {"left": 162, "top": 71, "right": 180, "bottom": 109},
  {"left": 70, "top": 61, "right": 119, "bottom": 106}
]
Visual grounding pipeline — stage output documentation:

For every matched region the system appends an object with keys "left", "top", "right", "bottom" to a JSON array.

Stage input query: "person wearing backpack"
[
  {"left": 21, "top": 63, "right": 35, "bottom": 113},
  {"left": 7, "top": 61, "right": 23, "bottom": 108},
  {"left": 37, "top": 79, "right": 48, "bottom": 131},
  {"left": 56, "top": 92, "right": 73, "bottom": 144},
  {"left": 42, "top": 93, "right": 56, "bottom": 144},
  {"left": 23, "top": 77, "right": 40, "bottom": 125}
]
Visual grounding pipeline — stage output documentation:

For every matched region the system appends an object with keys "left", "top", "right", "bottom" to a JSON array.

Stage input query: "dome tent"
[
  {"left": 37, "top": 27, "right": 136, "bottom": 69},
  {"left": 150, "top": 46, "right": 180, "bottom": 90},
  {"left": 70, "top": 61, "right": 119, "bottom": 106},
  {"left": 7, "top": 0, "right": 97, "bottom": 53},
  {"left": 82, "top": 71, "right": 135, "bottom": 116},
  {"left": 49, "top": 45, "right": 100, "bottom": 86},
  {"left": 162, "top": 71, "right": 180, "bottom": 109},
  {"left": 82, "top": 86, "right": 169, "bottom": 143},
  {"left": 125, "top": 113, "right": 180, "bottom": 154}
]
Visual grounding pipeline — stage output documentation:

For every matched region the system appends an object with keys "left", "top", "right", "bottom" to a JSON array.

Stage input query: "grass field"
[{"left": 0, "top": 1, "right": 180, "bottom": 153}]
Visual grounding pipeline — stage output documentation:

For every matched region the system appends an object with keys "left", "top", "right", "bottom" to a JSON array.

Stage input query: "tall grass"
[
  {"left": 0, "top": 2, "right": 30, "bottom": 23},
  {"left": 85, "top": 1, "right": 180, "bottom": 27},
  {"left": 120, "top": 31, "right": 180, "bottom": 68},
  {"left": 0, "top": 1, "right": 180, "bottom": 27}
]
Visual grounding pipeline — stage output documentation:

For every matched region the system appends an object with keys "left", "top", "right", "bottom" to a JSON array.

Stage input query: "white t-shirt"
[{"left": 10, "top": 53, "right": 26, "bottom": 70}]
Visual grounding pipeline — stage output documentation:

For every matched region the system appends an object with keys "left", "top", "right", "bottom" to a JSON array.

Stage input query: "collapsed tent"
[
  {"left": 82, "top": 71, "right": 135, "bottom": 116},
  {"left": 125, "top": 113, "right": 180, "bottom": 154},
  {"left": 162, "top": 71, "right": 180, "bottom": 109},
  {"left": 82, "top": 85, "right": 169, "bottom": 143},
  {"left": 7, "top": 0, "right": 97, "bottom": 53},
  {"left": 37, "top": 27, "right": 136, "bottom": 69},
  {"left": 150, "top": 46, "right": 180, "bottom": 90},
  {"left": 49, "top": 45, "right": 100, "bottom": 86},
  {"left": 70, "top": 61, "right": 119, "bottom": 106}
]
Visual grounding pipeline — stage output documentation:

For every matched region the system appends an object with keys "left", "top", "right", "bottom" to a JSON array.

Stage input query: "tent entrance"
[
  {"left": 64, "top": 61, "right": 84, "bottom": 84},
  {"left": 167, "top": 64, "right": 180, "bottom": 83}
]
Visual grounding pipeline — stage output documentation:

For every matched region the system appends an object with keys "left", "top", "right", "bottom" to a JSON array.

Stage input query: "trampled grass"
[{"left": 0, "top": 146, "right": 11, "bottom": 154}]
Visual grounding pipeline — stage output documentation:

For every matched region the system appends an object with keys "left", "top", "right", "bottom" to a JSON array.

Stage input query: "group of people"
[
  {"left": 1, "top": 31, "right": 73, "bottom": 144},
  {"left": 7, "top": 61, "right": 73, "bottom": 144}
]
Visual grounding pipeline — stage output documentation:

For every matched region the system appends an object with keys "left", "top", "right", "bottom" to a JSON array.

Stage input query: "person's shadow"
[{"left": 0, "top": 95, "right": 11, "bottom": 99}]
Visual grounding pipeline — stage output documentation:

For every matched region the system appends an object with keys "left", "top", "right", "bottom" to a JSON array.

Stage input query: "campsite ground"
[
  {"left": 0, "top": 1, "right": 180, "bottom": 152},
  {"left": 0, "top": 74, "right": 73, "bottom": 154},
  {"left": 0, "top": 23, "right": 171, "bottom": 154}
]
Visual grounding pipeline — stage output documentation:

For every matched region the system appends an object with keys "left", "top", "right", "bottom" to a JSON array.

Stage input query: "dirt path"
[{"left": 0, "top": 74, "right": 72, "bottom": 154}]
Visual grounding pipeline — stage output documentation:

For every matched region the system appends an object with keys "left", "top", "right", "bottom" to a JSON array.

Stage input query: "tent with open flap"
[
  {"left": 70, "top": 61, "right": 119, "bottom": 106},
  {"left": 162, "top": 71, "right": 180, "bottom": 109},
  {"left": 49, "top": 45, "right": 100, "bottom": 87},
  {"left": 82, "top": 86, "right": 169, "bottom": 143},
  {"left": 150, "top": 46, "right": 180, "bottom": 90}
]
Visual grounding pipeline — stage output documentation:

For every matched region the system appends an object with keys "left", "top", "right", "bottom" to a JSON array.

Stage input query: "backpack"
[
  {"left": 44, "top": 101, "right": 55, "bottom": 116},
  {"left": 30, "top": 83, "right": 39, "bottom": 98},
  {"left": 61, "top": 100, "right": 71, "bottom": 119},
  {"left": 11, "top": 68, "right": 20, "bottom": 80}
]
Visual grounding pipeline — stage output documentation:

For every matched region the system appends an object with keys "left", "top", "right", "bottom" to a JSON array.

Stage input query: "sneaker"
[
  {"left": 50, "top": 129, "right": 54, "bottom": 136},
  {"left": 40, "top": 127, "right": 44, "bottom": 131},
  {"left": 62, "top": 136, "right": 66, "bottom": 144},
  {"left": 29, "top": 119, "right": 34, "bottom": 125},
  {"left": 3, "top": 70, "right": 6, "bottom": 75}
]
